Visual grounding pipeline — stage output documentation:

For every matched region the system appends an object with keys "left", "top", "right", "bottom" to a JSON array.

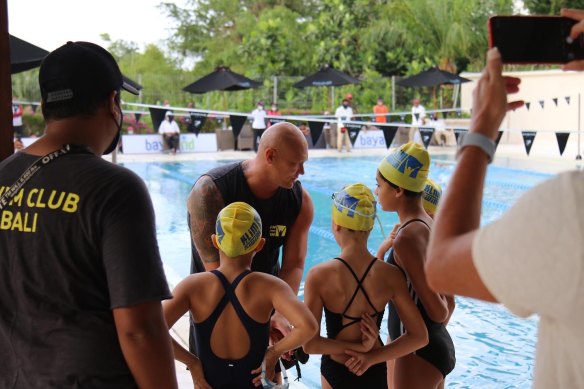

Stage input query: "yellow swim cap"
[
  {"left": 332, "top": 183, "right": 376, "bottom": 231},
  {"left": 215, "top": 202, "right": 262, "bottom": 257},
  {"left": 378, "top": 142, "right": 430, "bottom": 193},
  {"left": 422, "top": 178, "right": 442, "bottom": 215}
]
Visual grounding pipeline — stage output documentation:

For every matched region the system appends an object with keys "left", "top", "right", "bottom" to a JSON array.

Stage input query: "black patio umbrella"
[
  {"left": 293, "top": 64, "right": 360, "bottom": 88},
  {"left": 294, "top": 64, "right": 360, "bottom": 114},
  {"left": 397, "top": 67, "right": 471, "bottom": 110},
  {"left": 182, "top": 66, "right": 261, "bottom": 94},
  {"left": 397, "top": 67, "right": 470, "bottom": 88},
  {"left": 10, "top": 35, "right": 49, "bottom": 74},
  {"left": 10, "top": 35, "right": 143, "bottom": 93}
]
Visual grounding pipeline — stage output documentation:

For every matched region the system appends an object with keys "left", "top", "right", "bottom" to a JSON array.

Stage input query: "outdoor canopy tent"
[
  {"left": 397, "top": 67, "right": 471, "bottom": 109},
  {"left": 293, "top": 64, "right": 360, "bottom": 88},
  {"left": 294, "top": 64, "right": 360, "bottom": 112},
  {"left": 9, "top": 34, "right": 48, "bottom": 74},
  {"left": 396, "top": 67, "right": 470, "bottom": 88},
  {"left": 10, "top": 34, "right": 143, "bottom": 95},
  {"left": 182, "top": 66, "right": 261, "bottom": 149},
  {"left": 182, "top": 66, "right": 261, "bottom": 94}
]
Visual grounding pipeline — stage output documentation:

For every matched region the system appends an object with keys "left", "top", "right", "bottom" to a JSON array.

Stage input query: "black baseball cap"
[{"left": 39, "top": 41, "right": 139, "bottom": 104}]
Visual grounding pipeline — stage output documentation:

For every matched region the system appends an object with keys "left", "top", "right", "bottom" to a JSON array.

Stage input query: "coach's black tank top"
[{"left": 190, "top": 162, "right": 303, "bottom": 276}]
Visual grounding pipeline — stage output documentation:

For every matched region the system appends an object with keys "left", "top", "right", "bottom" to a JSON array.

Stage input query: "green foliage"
[
  {"left": 13, "top": 0, "right": 527, "bottom": 114},
  {"left": 118, "top": 44, "right": 192, "bottom": 105},
  {"left": 364, "top": 0, "right": 513, "bottom": 75},
  {"left": 523, "top": 0, "right": 584, "bottom": 14},
  {"left": 239, "top": 6, "right": 311, "bottom": 76},
  {"left": 11, "top": 70, "right": 41, "bottom": 103},
  {"left": 21, "top": 111, "right": 45, "bottom": 137}
]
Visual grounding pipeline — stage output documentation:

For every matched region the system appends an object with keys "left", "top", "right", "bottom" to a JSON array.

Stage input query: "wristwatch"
[{"left": 458, "top": 132, "right": 496, "bottom": 163}]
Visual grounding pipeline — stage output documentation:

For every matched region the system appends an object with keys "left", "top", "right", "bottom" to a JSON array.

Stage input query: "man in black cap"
[{"left": 0, "top": 42, "right": 177, "bottom": 388}]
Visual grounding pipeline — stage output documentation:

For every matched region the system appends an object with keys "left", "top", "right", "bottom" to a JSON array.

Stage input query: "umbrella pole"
[
  {"left": 392, "top": 76, "right": 396, "bottom": 112},
  {"left": 138, "top": 74, "right": 143, "bottom": 104},
  {"left": 273, "top": 76, "right": 277, "bottom": 104},
  {"left": 331, "top": 87, "right": 335, "bottom": 111},
  {"left": 222, "top": 92, "right": 227, "bottom": 130}
]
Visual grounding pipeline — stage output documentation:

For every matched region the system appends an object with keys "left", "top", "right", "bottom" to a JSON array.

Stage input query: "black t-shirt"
[
  {"left": 0, "top": 147, "right": 171, "bottom": 388},
  {"left": 189, "top": 162, "right": 303, "bottom": 275}
]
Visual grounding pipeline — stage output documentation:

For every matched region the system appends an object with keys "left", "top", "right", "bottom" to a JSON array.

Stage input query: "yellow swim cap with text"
[
  {"left": 215, "top": 202, "right": 262, "bottom": 257},
  {"left": 422, "top": 178, "right": 442, "bottom": 215}
]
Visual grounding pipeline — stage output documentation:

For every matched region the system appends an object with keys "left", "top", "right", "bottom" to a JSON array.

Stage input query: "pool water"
[{"left": 124, "top": 155, "right": 550, "bottom": 388}]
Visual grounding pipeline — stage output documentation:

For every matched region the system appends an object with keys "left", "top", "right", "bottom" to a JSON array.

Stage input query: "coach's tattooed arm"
[{"left": 187, "top": 175, "right": 224, "bottom": 271}]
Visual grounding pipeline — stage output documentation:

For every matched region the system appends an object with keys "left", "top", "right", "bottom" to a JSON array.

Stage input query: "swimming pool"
[{"left": 125, "top": 155, "right": 548, "bottom": 388}]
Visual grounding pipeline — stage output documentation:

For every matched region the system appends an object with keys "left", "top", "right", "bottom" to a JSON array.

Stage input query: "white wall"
[{"left": 461, "top": 69, "right": 584, "bottom": 155}]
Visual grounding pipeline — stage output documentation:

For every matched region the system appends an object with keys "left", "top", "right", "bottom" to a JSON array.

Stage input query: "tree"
[
  {"left": 238, "top": 6, "right": 312, "bottom": 76},
  {"left": 303, "top": 0, "right": 374, "bottom": 76},
  {"left": 363, "top": 0, "right": 514, "bottom": 76},
  {"left": 100, "top": 33, "right": 140, "bottom": 59}
]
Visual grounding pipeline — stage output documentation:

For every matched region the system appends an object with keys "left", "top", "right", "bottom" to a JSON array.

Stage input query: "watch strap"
[{"left": 458, "top": 132, "right": 496, "bottom": 163}]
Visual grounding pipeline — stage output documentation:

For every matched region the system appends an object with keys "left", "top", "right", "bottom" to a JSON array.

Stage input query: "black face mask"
[
  {"left": 104, "top": 99, "right": 123, "bottom": 155},
  {"left": 342, "top": 104, "right": 349, "bottom": 108}
]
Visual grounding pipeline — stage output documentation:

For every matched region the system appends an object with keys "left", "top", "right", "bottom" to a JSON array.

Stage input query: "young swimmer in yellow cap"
[
  {"left": 163, "top": 202, "right": 317, "bottom": 389},
  {"left": 303, "top": 183, "right": 427, "bottom": 389},
  {"left": 376, "top": 177, "right": 442, "bottom": 260},
  {"left": 374, "top": 142, "right": 455, "bottom": 389},
  {"left": 376, "top": 178, "right": 455, "bottom": 389}
]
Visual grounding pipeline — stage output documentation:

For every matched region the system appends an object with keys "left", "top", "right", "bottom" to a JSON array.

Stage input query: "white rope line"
[{"left": 11, "top": 100, "right": 584, "bottom": 134}]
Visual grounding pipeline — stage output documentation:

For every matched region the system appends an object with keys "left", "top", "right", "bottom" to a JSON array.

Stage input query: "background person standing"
[
  {"left": 335, "top": 99, "right": 353, "bottom": 153},
  {"left": 12, "top": 97, "right": 24, "bottom": 136},
  {"left": 267, "top": 102, "right": 281, "bottom": 127},
  {"left": 410, "top": 98, "right": 426, "bottom": 144},
  {"left": 250, "top": 100, "right": 267, "bottom": 152},
  {"left": 373, "top": 97, "right": 389, "bottom": 125}
]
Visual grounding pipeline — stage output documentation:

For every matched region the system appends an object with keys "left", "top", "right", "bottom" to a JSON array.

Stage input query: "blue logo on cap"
[
  {"left": 386, "top": 150, "right": 423, "bottom": 178},
  {"left": 334, "top": 191, "right": 359, "bottom": 218},
  {"left": 216, "top": 220, "right": 225, "bottom": 244}
]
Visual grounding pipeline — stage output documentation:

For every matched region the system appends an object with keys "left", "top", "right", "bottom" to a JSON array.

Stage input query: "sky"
[{"left": 7, "top": 0, "right": 185, "bottom": 52}]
